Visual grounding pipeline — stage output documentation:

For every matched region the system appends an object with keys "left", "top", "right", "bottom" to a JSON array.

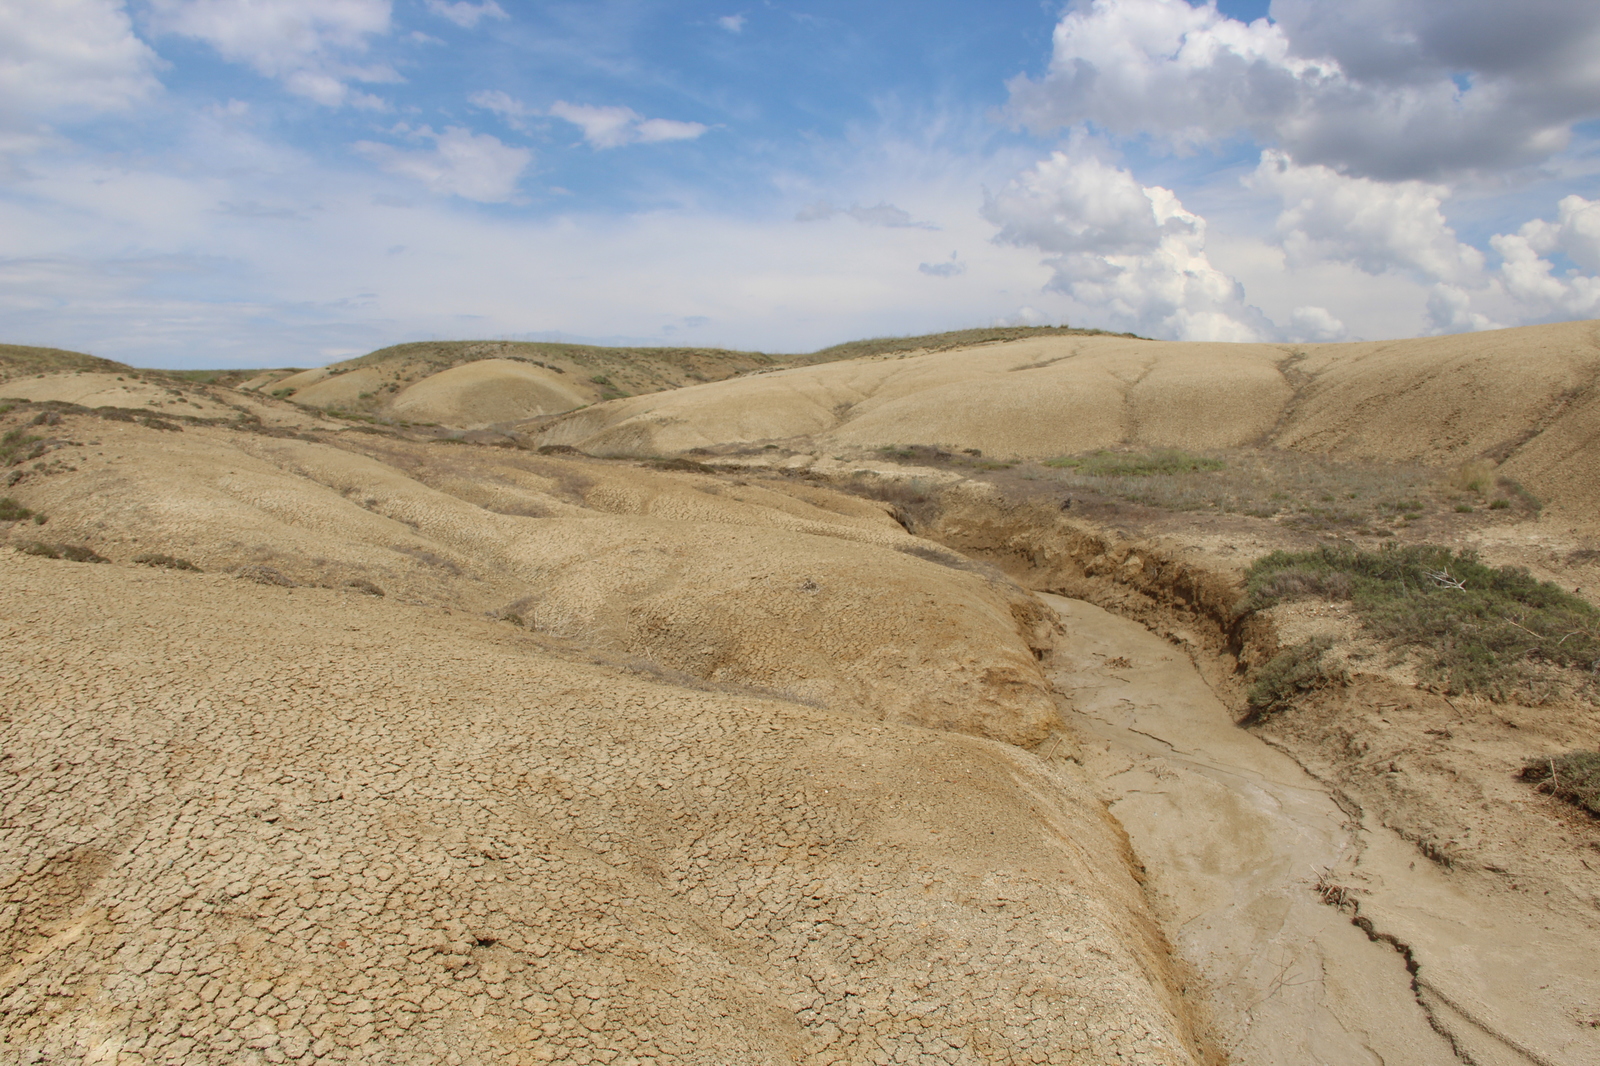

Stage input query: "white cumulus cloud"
[
  {"left": 147, "top": 0, "right": 397, "bottom": 107},
  {"left": 717, "top": 14, "right": 745, "bottom": 34},
  {"left": 356, "top": 125, "right": 529, "bottom": 202},
  {"left": 1491, "top": 196, "right": 1600, "bottom": 320},
  {"left": 549, "top": 101, "right": 707, "bottom": 149},
  {"left": 1009, "top": 0, "right": 1600, "bottom": 180},
  {"left": 1250, "top": 150, "right": 1484, "bottom": 284},
  {"left": 424, "top": 1, "right": 506, "bottom": 30},
  {"left": 0, "top": 0, "right": 161, "bottom": 149},
  {"left": 984, "top": 150, "right": 1268, "bottom": 341}
]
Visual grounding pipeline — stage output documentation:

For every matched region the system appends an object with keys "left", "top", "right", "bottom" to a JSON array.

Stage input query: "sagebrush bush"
[
  {"left": 1246, "top": 544, "right": 1600, "bottom": 699},
  {"left": 1248, "top": 637, "right": 1342, "bottom": 714}
]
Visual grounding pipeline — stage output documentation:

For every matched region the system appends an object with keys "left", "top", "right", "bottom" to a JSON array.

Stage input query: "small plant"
[
  {"left": 18, "top": 541, "right": 58, "bottom": 559},
  {"left": 346, "top": 578, "right": 384, "bottom": 596},
  {"left": 1520, "top": 751, "right": 1600, "bottom": 816},
  {"left": 0, "top": 496, "right": 32, "bottom": 521},
  {"left": 1247, "top": 637, "right": 1341, "bottom": 715},
  {"left": 133, "top": 552, "right": 200, "bottom": 571},
  {"left": 1489, "top": 498, "right": 1511, "bottom": 510}
]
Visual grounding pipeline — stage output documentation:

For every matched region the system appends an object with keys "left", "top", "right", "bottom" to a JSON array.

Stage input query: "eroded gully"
[{"left": 1041, "top": 594, "right": 1596, "bottom": 1066}]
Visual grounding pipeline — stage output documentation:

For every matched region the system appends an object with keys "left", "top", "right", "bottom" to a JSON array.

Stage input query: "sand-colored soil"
[
  {"left": 287, "top": 369, "right": 388, "bottom": 410},
  {"left": 531, "top": 320, "right": 1600, "bottom": 532},
  {"left": 388, "top": 360, "right": 592, "bottom": 427},
  {"left": 3, "top": 411, "right": 1061, "bottom": 747},
  {"left": 0, "top": 373, "right": 241, "bottom": 421},
  {"left": 0, "top": 555, "right": 1199, "bottom": 1065}
]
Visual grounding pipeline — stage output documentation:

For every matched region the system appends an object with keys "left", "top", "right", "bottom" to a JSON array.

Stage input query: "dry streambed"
[{"left": 1045, "top": 594, "right": 1600, "bottom": 1066}]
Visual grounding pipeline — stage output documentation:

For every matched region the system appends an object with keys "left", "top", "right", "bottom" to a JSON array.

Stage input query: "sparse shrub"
[
  {"left": 133, "top": 552, "right": 200, "bottom": 571},
  {"left": 18, "top": 541, "right": 106, "bottom": 562},
  {"left": 1455, "top": 503, "right": 1474, "bottom": 513},
  {"left": 1, "top": 429, "right": 45, "bottom": 466},
  {"left": 499, "top": 612, "right": 525, "bottom": 627},
  {"left": 1520, "top": 751, "right": 1600, "bottom": 816},
  {"left": 1045, "top": 448, "right": 1224, "bottom": 477},
  {"left": 1247, "top": 637, "right": 1341, "bottom": 715},
  {"left": 537, "top": 444, "right": 582, "bottom": 456},
  {"left": 645, "top": 456, "right": 715, "bottom": 474},
  {"left": 1448, "top": 459, "right": 1495, "bottom": 495},
  {"left": 1497, "top": 477, "right": 1542, "bottom": 513},
  {"left": 346, "top": 578, "right": 384, "bottom": 596},
  {"left": 0, "top": 496, "right": 32, "bottom": 521},
  {"left": 1246, "top": 544, "right": 1600, "bottom": 698},
  {"left": 831, "top": 474, "right": 943, "bottom": 532},
  {"left": 1489, "top": 498, "right": 1511, "bottom": 510}
]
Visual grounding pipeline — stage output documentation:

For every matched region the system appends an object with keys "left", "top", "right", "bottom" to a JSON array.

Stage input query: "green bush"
[
  {"left": 1246, "top": 544, "right": 1600, "bottom": 698},
  {"left": 1248, "top": 637, "right": 1341, "bottom": 714},
  {"left": 0, "top": 496, "right": 32, "bottom": 521},
  {"left": 1520, "top": 751, "right": 1600, "bottom": 816},
  {"left": 1044, "top": 448, "right": 1224, "bottom": 477},
  {"left": 1, "top": 428, "right": 45, "bottom": 465}
]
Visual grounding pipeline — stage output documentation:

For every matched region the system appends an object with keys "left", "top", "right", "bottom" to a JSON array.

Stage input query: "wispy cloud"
[
  {"left": 424, "top": 0, "right": 507, "bottom": 30},
  {"left": 795, "top": 200, "right": 937, "bottom": 230},
  {"left": 717, "top": 14, "right": 746, "bottom": 33},
  {"left": 548, "top": 101, "right": 707, "bottom": 149},
  {"left": 355, "top": 125, "right": 530, "bottom": 202},
  {"left": 146, "top": 0, "right": 398, "bottom": 107}
]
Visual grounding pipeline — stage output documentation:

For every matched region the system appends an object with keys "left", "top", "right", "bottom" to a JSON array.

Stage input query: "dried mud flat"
[{"left": 2, "top": 557, "right": 1200, "bottom": 1065}]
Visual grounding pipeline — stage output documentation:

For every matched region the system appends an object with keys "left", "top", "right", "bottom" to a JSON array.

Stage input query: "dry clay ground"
[
  {"left": 4, "top": 319, "right": 1600, "bottom": 1064},
  {"left": 0, "top": 396, "right": 1205, "bottom": 1064}
]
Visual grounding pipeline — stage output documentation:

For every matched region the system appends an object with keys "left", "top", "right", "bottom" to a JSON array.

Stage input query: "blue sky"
[{"left": 3, "top": 1, "right": 1599, "bottom": 367}]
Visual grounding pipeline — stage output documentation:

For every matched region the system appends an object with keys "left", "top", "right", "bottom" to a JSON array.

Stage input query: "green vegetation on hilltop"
[
  {"left": 797, "top": 325, "right": 1143, "bottom": 364},
  {"left": 1246, "top": 544, "right": 1600, "bottom": 700},
  {"left": 0, "top": 343, "right": 131, "bottom": 381}
]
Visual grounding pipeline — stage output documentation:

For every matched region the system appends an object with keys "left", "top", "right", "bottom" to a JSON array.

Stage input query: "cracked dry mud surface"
[
  {"left": 1046, "top": 595, "right": 1600, "bottom": 1066},
  {"left": 0, "top": 556, "right": 1203, "bottom": 1066}
]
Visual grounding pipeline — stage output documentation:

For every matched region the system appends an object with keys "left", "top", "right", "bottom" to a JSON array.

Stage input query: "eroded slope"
[{"left": 0, "top": 555, "right": 1201, "bottom": 1065}]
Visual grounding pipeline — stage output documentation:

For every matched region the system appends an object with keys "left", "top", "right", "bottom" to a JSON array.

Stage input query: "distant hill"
[{"left": 0, "top": 343, "right": 131, "bottom": 382}]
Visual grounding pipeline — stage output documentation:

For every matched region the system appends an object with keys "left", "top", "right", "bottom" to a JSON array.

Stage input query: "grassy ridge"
[
  {"left": 795, "top": 325, "right": 1142, "bottom": 364},
  {"left": 0, "top": 343, "right": 131, "bottom": 381}
]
